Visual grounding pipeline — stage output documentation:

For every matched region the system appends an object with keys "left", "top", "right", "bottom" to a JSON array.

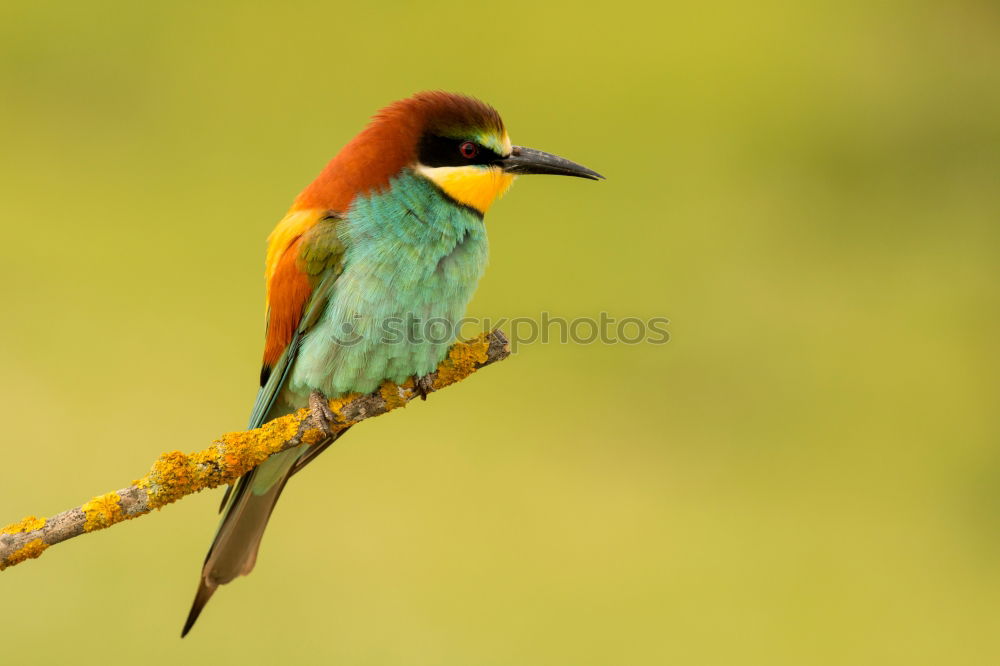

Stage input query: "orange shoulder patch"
[
  {"left": 260, "top": 208, "right": 329, "bottom": 371},
  {"left": 262, "top": 236, "right": 312, "bottom": 368}
]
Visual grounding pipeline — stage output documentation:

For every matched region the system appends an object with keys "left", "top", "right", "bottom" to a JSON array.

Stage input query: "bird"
[{"left": 181, "top": 91, "right": 602, "bottom": 636}]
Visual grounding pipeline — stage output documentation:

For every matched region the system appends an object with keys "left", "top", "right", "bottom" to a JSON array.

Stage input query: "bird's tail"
[{"left": 181, "top": 444, "right": 307, "bottom": 637}]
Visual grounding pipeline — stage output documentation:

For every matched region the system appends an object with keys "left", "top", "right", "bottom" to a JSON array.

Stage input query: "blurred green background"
[{"left": 2, "top": 1, "right": 998, "bottom": 663}]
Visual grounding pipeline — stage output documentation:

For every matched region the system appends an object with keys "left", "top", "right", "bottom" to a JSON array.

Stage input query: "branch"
[{"left": 1, "top": 330, "right": 510, "bottom": 571}]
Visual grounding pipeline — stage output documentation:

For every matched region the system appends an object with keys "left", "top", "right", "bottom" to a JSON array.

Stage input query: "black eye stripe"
[{"left": 418, "top": 134, "right": 503, "bottom": 167}]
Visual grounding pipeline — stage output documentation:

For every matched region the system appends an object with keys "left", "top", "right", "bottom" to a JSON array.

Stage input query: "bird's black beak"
[{"left": 500, "top": 146, "right": 604, "bottom": 180}]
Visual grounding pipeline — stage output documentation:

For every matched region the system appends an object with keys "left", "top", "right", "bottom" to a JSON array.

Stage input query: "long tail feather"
[
  {"left": 181, "top": 579, "right": 217, "bottom": 637},
  {"left": 180, "top": 445, "right": 306, "bottom": 636}
]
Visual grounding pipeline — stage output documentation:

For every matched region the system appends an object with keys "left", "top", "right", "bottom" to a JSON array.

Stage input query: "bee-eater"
[{"left": 181, "top": 91, "right": 602, "bottom": 636}]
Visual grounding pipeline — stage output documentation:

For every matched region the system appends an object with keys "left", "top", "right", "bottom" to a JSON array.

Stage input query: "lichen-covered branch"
[{"left": 0, "top": 330, "right": 510, "bottom": 571}]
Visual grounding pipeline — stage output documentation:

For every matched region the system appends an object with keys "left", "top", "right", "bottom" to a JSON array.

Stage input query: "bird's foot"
[
  {"left": 413, "top": 373, "right": 435, "bottom": 401},
  {"left": 307, "top": 390, "right": 339, "bottom": 437}
]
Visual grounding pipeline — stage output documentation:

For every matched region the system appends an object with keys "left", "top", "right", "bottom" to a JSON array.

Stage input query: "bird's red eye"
[{"left": 459, "top": 141, "right": 478, "bottom": 159}]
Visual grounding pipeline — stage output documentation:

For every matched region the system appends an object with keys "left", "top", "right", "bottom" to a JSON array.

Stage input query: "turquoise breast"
[{"left": 286, "top": 169, "right": 489, "bottom": 401}]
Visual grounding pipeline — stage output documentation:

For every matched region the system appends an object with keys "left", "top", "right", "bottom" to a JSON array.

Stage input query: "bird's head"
[
  {"left": 295, "top": 91, "right": 603, "bottom": 216},
  {"left": 408, "top": 92, "right": 603, "bottom": 214}
]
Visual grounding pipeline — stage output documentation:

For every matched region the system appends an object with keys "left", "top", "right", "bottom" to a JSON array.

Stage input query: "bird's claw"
[
  {"left": 413, "top": 373, "right": 435, "bottom": 401},
  {"left": 307, "top": 390, "right": 339, "bottom": 437}
]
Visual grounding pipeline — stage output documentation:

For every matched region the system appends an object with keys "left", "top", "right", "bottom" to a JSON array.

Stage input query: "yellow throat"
[{"left": 416, "top": 164, "right": 516, "bottom": 214}]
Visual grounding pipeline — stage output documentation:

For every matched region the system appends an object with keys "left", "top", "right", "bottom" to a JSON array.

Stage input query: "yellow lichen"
[
  {"left": 140, "top": 409, "right": 339, "bottom": 510},
  {"left": 82, "top": 491, "right": 125, "bottom": 531},
  {"left": 142, "top": 450, "right": 196, "bottom": 509},
  {"left": 1, "top": 539, "right": 48, "bottom": 570},
  {"left": 436, "top": 335, "right": 490, "bottom": 387},
  {"left": 380, "top": 380, "right": 411, "bottom": 411},
  {"left": 219, "top": 413, "right": 300, "bottom": 471},
  {"left": 300, "top": 428, "right": 327, "bottom": 446},
  {"left": 0, "top": 515, "right": 46, "bottom": 535},
  {"left": 326, "top": 393, "right": 361, "bottom": 421}
]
